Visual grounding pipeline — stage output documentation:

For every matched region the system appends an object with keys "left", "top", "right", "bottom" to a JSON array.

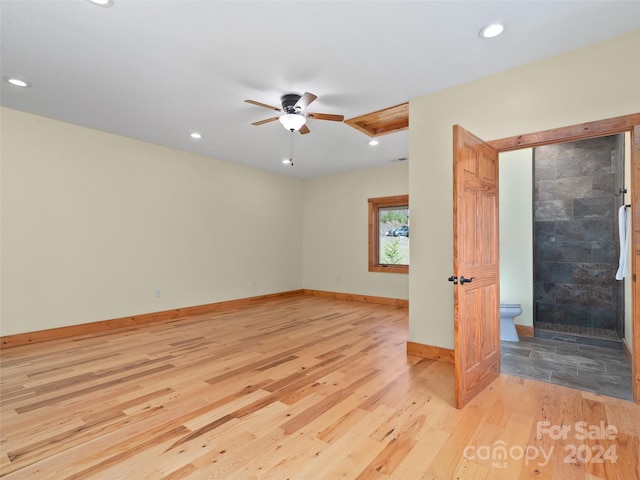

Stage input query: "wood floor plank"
[
  {"left": 357, "top": 412, "right": 426, "bottom": 478},
  {"left": 301, "top": 404, "right": 390, "bottom": 479},
  {"left": 1, "top": 294, "right": 639, "bottom": 479}
]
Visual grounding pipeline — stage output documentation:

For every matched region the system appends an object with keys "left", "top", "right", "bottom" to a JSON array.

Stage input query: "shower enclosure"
[{"left": 532, "top": 134, "right": 626, "bottom": 348}]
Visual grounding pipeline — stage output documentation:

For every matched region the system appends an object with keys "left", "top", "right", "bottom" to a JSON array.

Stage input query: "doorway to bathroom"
[
  {"left": 497, "top": 131, "right": 634, "bottom": 401},
  {"left": 453, "top": 113, "right": 640, "bottom": 403}
]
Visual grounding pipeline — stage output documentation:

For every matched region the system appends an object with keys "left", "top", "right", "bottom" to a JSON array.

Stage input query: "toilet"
[{"left": 500, "top": 303, "right": 522, "bottom": 342}]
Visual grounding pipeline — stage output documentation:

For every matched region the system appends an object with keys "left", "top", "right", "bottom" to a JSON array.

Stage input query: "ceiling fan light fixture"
[{"left": 279, "top": 113, "right": 306, "bottom": 132}]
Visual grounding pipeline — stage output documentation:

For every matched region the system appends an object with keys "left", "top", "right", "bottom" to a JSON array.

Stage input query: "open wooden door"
[{"left": 453, "top": 125, "right": 500, "bottom": 409}]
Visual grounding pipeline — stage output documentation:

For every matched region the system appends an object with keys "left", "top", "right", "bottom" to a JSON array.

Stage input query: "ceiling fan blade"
[
  {"left": 251, "top": 117, "right": 279, "bottom": 126},
  {"left": 299, "top": 124, "right": 311, "bottom": 135},
  {"left": 294, "top": 92, "right": 317, "bottom": 111},
  {"left": 245, "top": 99, "right": 282, "bottom": 111},
  {"left": 306, "top": 112, "right": 344, "bottom": 122}
]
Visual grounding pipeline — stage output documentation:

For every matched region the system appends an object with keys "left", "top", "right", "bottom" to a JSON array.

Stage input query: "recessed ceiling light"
[
  {"left": 87, "top": 0, "right": 114, "bottom": 7},
  {"left": 479, "top": 23, "right": 505, "bottom": 39},
  {"left": 189, "top": 132, "right": 202, "bottom": 139},
  {"left": 282, "top": 159, "right": 291, "bottom": 165},
  {"left": 368, "top": 140, "right": 379, "bottom": 146},
  {"left": 4, "top": 76, "right": 31, "bottom": 88}
]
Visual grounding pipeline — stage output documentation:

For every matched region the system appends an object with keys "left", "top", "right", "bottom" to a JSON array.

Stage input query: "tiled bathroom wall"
[{"left": 533, "top": 134, "right": 625, "bottom": 336}]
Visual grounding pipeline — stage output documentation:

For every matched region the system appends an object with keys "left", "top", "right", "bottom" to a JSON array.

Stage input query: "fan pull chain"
[{"left": 289, "top": 131, "right": 294, "bottom": 166}]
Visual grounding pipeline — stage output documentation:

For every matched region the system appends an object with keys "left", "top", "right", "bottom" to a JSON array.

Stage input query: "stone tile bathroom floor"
[{"left": 501, "top": 336, "right": 633, "bottom": 402}]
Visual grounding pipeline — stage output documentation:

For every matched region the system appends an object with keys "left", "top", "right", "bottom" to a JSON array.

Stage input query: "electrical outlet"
[{"left": 155, "top": 289, "right": 161, "bottom": 298}]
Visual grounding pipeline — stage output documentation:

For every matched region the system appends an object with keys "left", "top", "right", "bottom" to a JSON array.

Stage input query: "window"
[{"left": 368, "top": 195, "right": 409, "bottom": 274}]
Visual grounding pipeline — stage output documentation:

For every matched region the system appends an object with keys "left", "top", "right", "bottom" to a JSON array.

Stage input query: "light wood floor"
[{"left": 1, "top": 294, "right": 639, "bottom": 479}]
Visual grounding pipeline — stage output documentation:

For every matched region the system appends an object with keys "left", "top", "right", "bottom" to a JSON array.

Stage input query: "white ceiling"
[{"left": 2, "top": 1, "right": 639, "bottom": 179}]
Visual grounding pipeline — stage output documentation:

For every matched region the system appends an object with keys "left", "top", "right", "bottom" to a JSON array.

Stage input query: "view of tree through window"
[
  {"left": 379, "top": 206, "right": 409, "bottom": 265},
  {"left": 368, "top": 195, "right": 409, "bottom": 274}
]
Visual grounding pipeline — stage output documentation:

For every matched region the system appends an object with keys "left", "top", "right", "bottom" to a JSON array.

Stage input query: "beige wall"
[
  {"left": 1, "top": 108, "right": 304, "bottom": 336},
  {"left": 302, "top": 162, "right": 409, "bottom": 299},
  {"left": 409, "top": 31, "right": 640, "bottom": 349},
  {"left": 1, "top": 109, "right": 410, "bottom": 338},
  {"left": 3, "top": 32, "right": 637, "bottom": 343},
  {"left": 499, "top": 149, "right": 533, "bottom": 327}
]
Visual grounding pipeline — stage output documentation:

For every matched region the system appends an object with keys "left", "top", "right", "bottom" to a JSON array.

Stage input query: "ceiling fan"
[{"left": 244, "top": 92, "right": 344, "bottom": 134}]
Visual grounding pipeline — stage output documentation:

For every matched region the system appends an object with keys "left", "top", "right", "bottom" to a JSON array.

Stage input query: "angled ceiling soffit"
[{"left": 344, "top": 102, "right": 408, "bottom": 137}]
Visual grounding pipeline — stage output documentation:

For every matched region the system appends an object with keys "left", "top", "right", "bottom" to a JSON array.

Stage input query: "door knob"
[
  {"left": 460, "top": 276, "right": 474, "bottom": 284},
  {"left": 448, "top": 276, "right": 458, "bottom": 285}
]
